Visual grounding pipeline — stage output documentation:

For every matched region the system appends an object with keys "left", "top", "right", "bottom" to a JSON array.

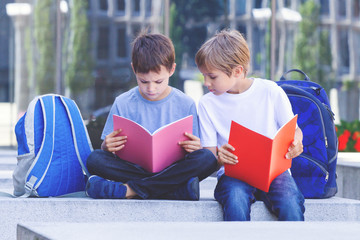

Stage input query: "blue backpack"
[
  {"left": 13, "top": 94, "right": 93, "bottom": 197},
  {"left": 277, "top": 69, "right": 338, "bottom": 198}
]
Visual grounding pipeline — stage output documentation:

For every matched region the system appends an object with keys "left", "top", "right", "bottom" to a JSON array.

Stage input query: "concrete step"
[
  {"left": 1, "top": 194, "right": 360, "bottom": 240},
  {"left": 17, "top": 221, "right": 360, "bottom": 240}
]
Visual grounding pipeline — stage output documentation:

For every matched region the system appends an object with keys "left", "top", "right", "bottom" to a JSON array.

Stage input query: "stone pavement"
[
  {"left": 17, "top": 221, "right": 360, "bottom": 240},
  {"left": 1, "top": 148, "right": 360, "bottom": 240}
]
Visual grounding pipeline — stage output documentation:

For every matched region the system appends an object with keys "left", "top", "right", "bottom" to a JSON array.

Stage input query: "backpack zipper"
[
  {"left": 300, "top": 154, "right": 329, "bottom": 182},
  {"left": 288, "top": 93, "right": 328, "bottom": 148}
]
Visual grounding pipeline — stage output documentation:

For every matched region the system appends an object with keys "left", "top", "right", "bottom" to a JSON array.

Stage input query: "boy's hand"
[
  {"left": 217, "top": 144, "right": 238, "bottom": 166},
  {"left": 178, "top": 132, "right": 201, "bottom": 153},
  {"left": 101, "top": 129, "right": 127, "bottom": 153},
  {"left": 285, "top": 127, "right": 303, "bottom": 159}
]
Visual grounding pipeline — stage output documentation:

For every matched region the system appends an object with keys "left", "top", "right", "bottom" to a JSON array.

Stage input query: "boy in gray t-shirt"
[{"left": 85, "top": 31, "right": 217, "bottom": 200}]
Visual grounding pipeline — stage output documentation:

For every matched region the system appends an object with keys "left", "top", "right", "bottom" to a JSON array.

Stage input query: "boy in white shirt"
[{"left": 196, "top": 29, "right": 305, "bottom": 220}]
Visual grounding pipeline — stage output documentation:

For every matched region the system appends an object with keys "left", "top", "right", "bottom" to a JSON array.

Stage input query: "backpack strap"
[
  {"left": 24, "top": 95, "right": 56, "bottom": 197},
  {"left": 59, "top": 96, "right": 92, "bottom": 177}
]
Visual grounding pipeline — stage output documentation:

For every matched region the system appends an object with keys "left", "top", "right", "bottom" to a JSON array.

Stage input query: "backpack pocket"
[{"left": 13, "top": 153, "right": 35, "bottom": 196}]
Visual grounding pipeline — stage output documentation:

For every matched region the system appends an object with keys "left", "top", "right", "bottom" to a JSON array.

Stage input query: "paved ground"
[{"left": 17, "top": 221, "right": 360, "bottom": 240}]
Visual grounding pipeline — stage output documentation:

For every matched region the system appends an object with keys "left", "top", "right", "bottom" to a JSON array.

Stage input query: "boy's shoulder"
[
  {"left": 253, "top": 78, "right": 284, "bottom": 93},
  {"left": 254, "top": 78, "right": 278, "bottom": 87},
  {"left": 169, "top": 87, "right": 196, "bottom": 103}
]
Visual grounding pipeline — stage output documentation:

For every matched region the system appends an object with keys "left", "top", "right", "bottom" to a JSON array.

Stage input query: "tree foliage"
[
  {"left": 294, "top": 0, "right": 332, "bottom": 88},
  {"left": 34, "top": 0, "right": 56, "bottom": 94},
  {"left": 64, "top": 0, "right": 93, "bottom": 96}
]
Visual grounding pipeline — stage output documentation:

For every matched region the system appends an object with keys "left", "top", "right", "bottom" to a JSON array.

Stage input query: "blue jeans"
[
  {"left": 86, "top": 149, "right": 218, "bottom": 199},
  {"left": 214, "top": 171, "right": 305, "bottom": 221}
]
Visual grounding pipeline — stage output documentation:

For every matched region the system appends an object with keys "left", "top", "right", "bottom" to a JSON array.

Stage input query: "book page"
[
  {"left": 225, "top": 115, "right": 297, "bottom": 192},
  {"left": 113, "top": 115, "right": 193, "bottom": 172},
  {"left": 152, "top": 115, "right": 193, "bottom": 172},
  {"left": 113, "top": 115, "right": 153, "bottom": 171},
  {"left": 152, "top": 115, "right": 193, "bottom": 135}
]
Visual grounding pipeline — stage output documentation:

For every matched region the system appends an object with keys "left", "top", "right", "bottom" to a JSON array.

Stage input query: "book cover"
[
  {"left": 225, "top": 115, "right": 298, "bottom": 192},
  {"left": 113, "top": 115, "right": 193, "bottom": 173}
]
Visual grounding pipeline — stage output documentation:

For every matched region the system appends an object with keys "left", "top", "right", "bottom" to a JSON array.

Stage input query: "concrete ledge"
[
  {"left": 1, "top": 196, "right": 360, "bottom": 240},
  {"left": 336, "top": 153, "right": 360, "bottom": 200},
  {"left": 17, "top": 221, "right": 360, "bottom": 240}
]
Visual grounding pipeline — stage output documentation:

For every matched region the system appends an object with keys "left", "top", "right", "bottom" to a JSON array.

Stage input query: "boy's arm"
[
  {"left": 101, "top": 129, "right": 127, "bottom": 153},
  {"left": 285, "top": 127, "right": 303, "bottom": 159}
]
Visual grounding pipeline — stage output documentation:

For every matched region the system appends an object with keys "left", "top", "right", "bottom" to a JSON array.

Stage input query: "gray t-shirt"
[{"left": 101, "top": 86, "right": 199, "bottom": 139}]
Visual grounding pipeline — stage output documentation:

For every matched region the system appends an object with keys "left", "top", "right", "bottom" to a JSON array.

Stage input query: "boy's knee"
[
  {"left": 86, "top": 149, "right": 106, "bottom": 172},
  {"left": 191, "top": 148, "right": 217, "bottom": 164}
]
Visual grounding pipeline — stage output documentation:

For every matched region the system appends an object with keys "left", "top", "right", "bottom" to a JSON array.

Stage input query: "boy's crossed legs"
[{"left": 86, "top": 148, "right": 218, "bottom": 200}]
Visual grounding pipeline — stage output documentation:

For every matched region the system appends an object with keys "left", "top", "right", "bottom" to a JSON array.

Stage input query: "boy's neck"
[{"left": 227, "top": 77, "right": 254, "bottom": 94}]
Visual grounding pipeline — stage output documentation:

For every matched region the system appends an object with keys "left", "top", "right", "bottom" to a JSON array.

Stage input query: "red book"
[
  {"left": 225, "top": 115, "right": 298, "bottom": 192},
  {"left": 113, "top": 115, "right": 193, "bottom": 173}
]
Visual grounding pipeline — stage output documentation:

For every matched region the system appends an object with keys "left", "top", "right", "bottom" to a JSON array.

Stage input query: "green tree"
[
  {"left": 34, "top": 0, "right": 56, "bottom": 94},
  {"left": 64, "top": 0, "right": 93, "bottom": 96},
  {"left": 294, "top": 0, "right": 332, "bottom": 88}
]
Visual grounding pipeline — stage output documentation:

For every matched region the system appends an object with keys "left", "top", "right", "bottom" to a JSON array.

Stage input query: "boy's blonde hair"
[
  {"left": 195, "top": 29, "right": 250, "bottom": 77},
  {"left": 132, "top": 30, "right": 175, "bottom": 74}
]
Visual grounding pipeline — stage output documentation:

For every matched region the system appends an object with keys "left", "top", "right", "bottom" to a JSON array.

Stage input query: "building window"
[
  {"left": 252, "top": 25, "right": 262, "bottom": 72},
  {"left": 117, "top": 27, "right": 127, "bottom": 58},
  {"left": 132, "top": 0, "right": 140, "bottom": 16},
  {"left": 320, "top": 0, "right": 330, "bottom": 16},
  {"left": 338, "top": 28, "right": 350, "bottom": 74},
  {"left": 319, "top": 28, "right": 332, "bottom": 70},
  {"left": 338, "top": 0, "right": 347, "bottom": 18},
  {"left": 354, "top": 0, "right": 360, "bottom": 20},
  {"left": 356, "top": 30, "right": 360, "bottom": 74},
  {"left": 235, "top": 0, "right": 246, "bottom": 15},
  {"left": 237, "top": 24, "right": 247, "bottom": 39},
  {"left": 117, "top": 0, "right": 125, "bottom": 12},
  {"left": 97, "top": 26, "right": 110, "bottom": 59},
  {"left": 99, "top": 0, "right": 108, "bottom": 11},
  {"left": 145, "top": 0, "right": 152, "bottom": 18},
  {"left": 284, "top": 0, "right": 292, "bottom": 8},
  {"left": 132, "top": 24, "right": 141, "bottom": 38},
  {"left": 253, "top": 0, "right": 262, "bottom": 8}
]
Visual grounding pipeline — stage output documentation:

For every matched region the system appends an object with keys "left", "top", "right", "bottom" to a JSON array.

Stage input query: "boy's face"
[
  {"left": 199, "top": 66, "right": 240, "bottom": 95},
  {"left": 134, "top": 64, "right": 175, "bottom": 101}
]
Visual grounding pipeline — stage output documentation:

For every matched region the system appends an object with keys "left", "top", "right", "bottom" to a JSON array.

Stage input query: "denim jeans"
[
  {"left": 86, "top": 149, "right": 218, "bottom": 199},
  {"left": 214, "top": 170, "right": 305, "bottom": 221}
]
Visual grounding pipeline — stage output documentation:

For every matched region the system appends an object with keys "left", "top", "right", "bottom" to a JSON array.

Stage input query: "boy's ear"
[
  {"left": 169, "top": 63, "right": 176, "bottom": 77},
  {"left": 233, "top": 65, "right": 244, "bottom": 78}
]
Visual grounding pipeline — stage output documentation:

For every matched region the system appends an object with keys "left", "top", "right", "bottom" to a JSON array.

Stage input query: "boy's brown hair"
[
  {"left": 195, "top": 29, "right": 250, "bottom": 77},
  {"left": 132, "top": 31, "right": 175, "bottom": 74}
]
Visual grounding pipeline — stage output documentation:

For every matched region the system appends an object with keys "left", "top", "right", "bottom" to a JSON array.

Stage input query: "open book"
[
  {"left": 113, "top": 115, "right": 193, "bottom": 173},
  {"left": 225, "top": 115, "right": 298, "bottom": 192}
]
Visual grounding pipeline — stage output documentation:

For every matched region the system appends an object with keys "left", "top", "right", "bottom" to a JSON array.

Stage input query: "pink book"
[
  {"left": 113, "top": 115, "right": 193, "bottom": 173},
  {"left": 225, "top": 115, "right": 298, "bottom": 192}
]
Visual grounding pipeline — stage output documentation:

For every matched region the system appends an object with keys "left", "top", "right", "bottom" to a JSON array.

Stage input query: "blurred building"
[
  {"left": 87, "top": 0, "right": 165, "bottom": 109},
  {"left": 2, "top": 0, "right": 360, "bottom": 121},
  {"left": 0, "top": 0, "right": 13, "bottom": 102}
]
